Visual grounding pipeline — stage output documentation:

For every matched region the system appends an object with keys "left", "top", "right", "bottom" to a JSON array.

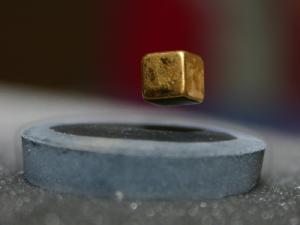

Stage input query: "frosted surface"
[{"left": 0, "top": 169, "right": 299, "bottom": 225}]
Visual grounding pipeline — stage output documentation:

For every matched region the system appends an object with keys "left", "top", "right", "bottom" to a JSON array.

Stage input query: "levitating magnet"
[{"left": 142, "top": 51, "right": 205, "bottom": 105}]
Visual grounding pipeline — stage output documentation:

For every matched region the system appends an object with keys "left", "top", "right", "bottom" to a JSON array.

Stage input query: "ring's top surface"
[{"left": 22, "top": 119, "right": 266, "bottom": 158}]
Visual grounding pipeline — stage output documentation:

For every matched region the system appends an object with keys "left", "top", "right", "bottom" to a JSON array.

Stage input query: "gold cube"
[{"left": 141, "top": 51, "right": 205, "bottom": 105}]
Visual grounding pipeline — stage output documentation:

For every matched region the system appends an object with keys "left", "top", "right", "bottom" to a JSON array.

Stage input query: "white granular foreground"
[{"left": 0, "top": 169, "right": 299, "bottom": 225}]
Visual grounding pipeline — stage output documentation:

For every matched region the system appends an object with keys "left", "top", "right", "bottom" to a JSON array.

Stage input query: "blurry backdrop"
[{"left": 1, "top": 0, "right": 299, "bottom": 131}]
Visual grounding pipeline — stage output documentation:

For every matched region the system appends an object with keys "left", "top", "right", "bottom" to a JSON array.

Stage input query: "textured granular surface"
[{"left": 0, "top": 169, "right": 299, "bottom": 225}]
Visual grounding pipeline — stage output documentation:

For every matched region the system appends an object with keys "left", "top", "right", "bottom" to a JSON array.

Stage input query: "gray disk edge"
[{"left": 21, "top": 120, "right": 266, "bottom": 200}]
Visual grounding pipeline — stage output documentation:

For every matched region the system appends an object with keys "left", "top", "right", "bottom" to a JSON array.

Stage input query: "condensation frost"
[{"left": 0, "top": 170, "right": 299, "bottom": 225}]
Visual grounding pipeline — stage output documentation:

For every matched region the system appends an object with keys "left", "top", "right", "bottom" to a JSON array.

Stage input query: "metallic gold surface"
[{"left": 141, "top": 51, "right": 204, "bottom": 105}]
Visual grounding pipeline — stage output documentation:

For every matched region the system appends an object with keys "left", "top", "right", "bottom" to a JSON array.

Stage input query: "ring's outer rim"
[{"left": 21, "top": 118, "right": 266, "bottom": 199}]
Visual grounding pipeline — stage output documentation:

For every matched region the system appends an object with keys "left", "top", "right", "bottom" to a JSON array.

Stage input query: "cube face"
[
  {"left": 142, "top": 51, "right": 185, "bottom": 101},
  {"left": 184, "top": 52, "right": 205, "bottom": 102},
  {"left": 142, "top": 51, "right": 204, "bottom": 105}
]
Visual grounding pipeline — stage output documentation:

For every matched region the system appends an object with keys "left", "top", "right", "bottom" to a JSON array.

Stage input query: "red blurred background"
[{"left": 1, "top": 0, "right": 299, "bottom": 130}]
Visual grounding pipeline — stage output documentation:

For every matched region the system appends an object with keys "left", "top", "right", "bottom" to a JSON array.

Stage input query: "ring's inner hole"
[{"left": 52, "top": 124, "right": 236, "bottom": 142}]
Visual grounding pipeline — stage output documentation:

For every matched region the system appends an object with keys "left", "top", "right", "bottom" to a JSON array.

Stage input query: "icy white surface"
[
  {"left": 0, "top": 168, "right": 299, "bottom": 225},
  {"left": 0, "top": 83, "right": 299, "bottom": 224}
]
